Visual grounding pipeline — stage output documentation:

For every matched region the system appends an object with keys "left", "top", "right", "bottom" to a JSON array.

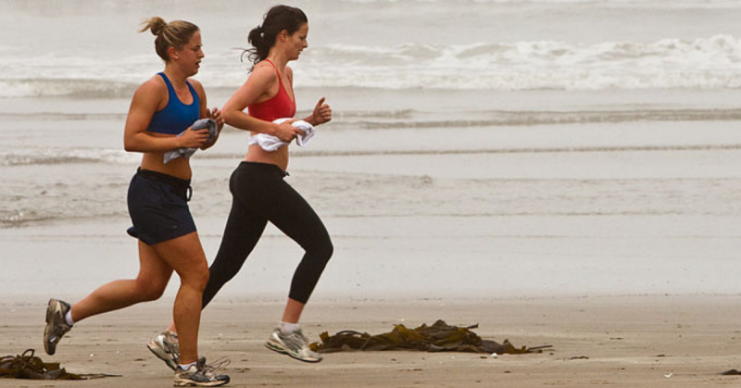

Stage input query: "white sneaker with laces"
[
  {"left": 147, "top": 331, "right": 180, "bottom": 371},
  {"left": 265, "top": 327, "right": 322, "bottom": 363},
  {"left": 173, "top": 357, "right": 230, "bottom": 387},
  {"left": 43, "top": 298, "right": 72, "bottom": 355}
]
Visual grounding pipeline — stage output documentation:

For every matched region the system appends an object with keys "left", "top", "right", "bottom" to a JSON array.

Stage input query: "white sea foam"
[
  {"left": 296, "top": 35, "right": 741, "bottom": 90},
  {"left": 3, "top": 0, "right": 741, "bottom": 96},
  {"left": 0, "top": 148, "right": 138, "bottom": 166},
  {"left": 2, "top": 35, "right": 741, "bottom": 96}
]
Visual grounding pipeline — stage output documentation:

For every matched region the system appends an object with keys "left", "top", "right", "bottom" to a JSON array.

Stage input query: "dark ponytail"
[{"left": 242, "top": 5, "right": 308, "bottom": 68}]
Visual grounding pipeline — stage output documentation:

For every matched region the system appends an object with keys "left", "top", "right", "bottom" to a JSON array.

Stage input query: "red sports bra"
[{"left": 248, "top": 60, "right": 296, "bottom": 122}]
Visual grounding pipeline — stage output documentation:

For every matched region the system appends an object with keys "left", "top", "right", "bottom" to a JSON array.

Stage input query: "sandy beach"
[
  {"left": 3, "top": 1, "right": 741, "bottom": 387},
  {"left": 2, "top": 295, "right": 740, "bottom": 387}
]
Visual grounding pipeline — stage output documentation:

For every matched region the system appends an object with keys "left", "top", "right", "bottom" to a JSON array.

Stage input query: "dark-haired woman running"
[{"left": 149, "top": 5, "right": 333, "bottom": 367}]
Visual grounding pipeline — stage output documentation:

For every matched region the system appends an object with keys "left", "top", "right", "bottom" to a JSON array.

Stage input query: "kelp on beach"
[
  {"left": 310, "top": 319, "right": 551, "bottom": 355},
  {"left": 719, "top": 369, "right": 741, "bottom": 375},
  {"left": 0, "top": 349, "right": 116, "bottom": 380}
]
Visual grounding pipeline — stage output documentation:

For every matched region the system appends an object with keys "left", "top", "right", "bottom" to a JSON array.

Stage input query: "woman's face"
[
  {"left": 173, "top": 30, "right": 204, "bottom": 76},
  {"left": 285, "top": 23, "right": 309, "bottom": 61}
]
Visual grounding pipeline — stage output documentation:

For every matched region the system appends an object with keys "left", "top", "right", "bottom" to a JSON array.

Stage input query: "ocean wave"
[
  {"left": 0, "top": 149, "right": 138, "bottom": 166},
  {"left": 0, "top": 78, "right": 139, "bottom": 99},
  {"left": 298, "top": 35, "right": 741, "bottom": 90},
  {"left": 289, "top": 144, "right": 741, "bottom": 158},
  {"left": 342, "top": 108, "right": 741, "bottom": 129},
  {"left": 4, "top": 35, "right": 741, "bottom": 96},
  {"left": 0, "top": 112, "right": 127, "bottom": 121}
]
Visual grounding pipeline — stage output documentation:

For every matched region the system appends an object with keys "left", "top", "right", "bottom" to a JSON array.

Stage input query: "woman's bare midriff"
[
  {"left": 138, "top": 132, "right": 193, "bottom": 180},
  {"left": 139, "top": 152, "right": 193, "bottom": 180},
  {"left": 244, "top": 142, "right": 289, "bottom": 172}
]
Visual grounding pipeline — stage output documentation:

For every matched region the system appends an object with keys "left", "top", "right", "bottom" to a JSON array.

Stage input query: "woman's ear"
[
  {"left": 278, "top": 29, "right": 289, "bottom": 42},
  {"left": 167, "top": 46, "right": 179, "bottom": 61}
]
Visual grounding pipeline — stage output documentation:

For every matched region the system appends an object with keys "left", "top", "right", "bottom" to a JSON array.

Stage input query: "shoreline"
[
  {"left": 3, "top": 211, "right": 741, "bottom": 300},
  {"left": 8, "top": 88, "right": 741, "bottom": 112}
]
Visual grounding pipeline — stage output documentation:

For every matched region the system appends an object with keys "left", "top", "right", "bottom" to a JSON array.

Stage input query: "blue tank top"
[{"left": 147, "top": 72, "right": 200, "bottom": 135}]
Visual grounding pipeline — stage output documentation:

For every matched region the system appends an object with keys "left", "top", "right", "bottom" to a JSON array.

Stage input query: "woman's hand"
[
  {"left": 179, "top": 127, "right": 210, "bottom": 148},
  {"left": 199, "top": 107, "right": 224, "bottom": 150},
  {"left": 211, "top": 107, "right": 225, "bottom": 130},
  {"left": 309, "top": 97, "right": 332, "bottom": 126},
  {"left": 273, "top": 120, "right": 303, "bottom": 142}
]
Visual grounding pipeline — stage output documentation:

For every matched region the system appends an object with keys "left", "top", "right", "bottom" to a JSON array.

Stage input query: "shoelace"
[
  {"left": 164, "top": 334, "right": 180, "bottom": 353},
  {"left": 204, "top": 357, "right": 231, "bottom": 371},
  {"left": 181, "top": 360, "right": 228, "bottom": 379},
  {"left": 187, "top": 357, "right": 230, "bottom": 378},
  {"left": 283, "top": 332, "right": 311, "bottom": 351}
]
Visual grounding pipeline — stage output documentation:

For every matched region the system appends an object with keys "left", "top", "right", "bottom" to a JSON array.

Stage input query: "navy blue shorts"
[{"left": 126, "top": 168, "right": 196, "bottom": 245}]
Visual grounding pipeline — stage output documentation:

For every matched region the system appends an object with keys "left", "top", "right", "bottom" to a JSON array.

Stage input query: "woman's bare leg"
[
  {"left": 70, "top": 241, "right": 173, "bottom": 322},
  {"left": 281, "top": 298, "right": 305, "bottom": 324},
  {"left": 150, "top": 232, "right": 210, "bottom": 365}
]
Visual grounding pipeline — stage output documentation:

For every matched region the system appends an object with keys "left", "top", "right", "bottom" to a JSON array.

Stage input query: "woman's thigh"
[
  {"left": 136, "top": 240, "right": 175, "bottom": 293},
  {"left": 150, "top": 231, "right": 209, "bottom": 283},
  {"left": 261, "top": 180, "right": 330, "bottom": 248}
]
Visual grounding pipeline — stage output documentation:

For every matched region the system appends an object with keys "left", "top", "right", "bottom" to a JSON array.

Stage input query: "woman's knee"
[
  {"left": 323, "top": 240, "right": 334, "bottom": 261},
  {"left": 180, "top": 265, "right": 210, "bottom": 292},
  {"left": 134, "top": 280, "right": 167, "bottom": 302},
  {"left": 310, "top": 238, "right": 334, "bottom": 264}
]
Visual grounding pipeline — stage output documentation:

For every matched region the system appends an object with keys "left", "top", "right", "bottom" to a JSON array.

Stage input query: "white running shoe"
[
  {"left": 173, "top": 357, "right": 230, "bottom": 387},
  {"left": 43, "top": 298, "right": 72, "bottom": 355},
  {"left": 147, "top": 331, "right": 180, "bottom": 371},
  {"left": 265, "top": 327, "right": 322, "bottom": 363}
]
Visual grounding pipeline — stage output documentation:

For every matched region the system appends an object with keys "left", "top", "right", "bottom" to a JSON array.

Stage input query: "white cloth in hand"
[{"left": 248, "top": 118, "right": 315, "bottom": 152}]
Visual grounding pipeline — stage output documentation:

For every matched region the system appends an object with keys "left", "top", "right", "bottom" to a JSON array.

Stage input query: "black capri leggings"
[{"left": 202, "top": 161, "right": 333, "bottom": 306}]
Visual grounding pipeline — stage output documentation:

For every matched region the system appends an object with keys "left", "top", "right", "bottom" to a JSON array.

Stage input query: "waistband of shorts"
[
  {"left": 136, "top": 168, "right": 192, "bottom": 189},
  {"left": 238, "top": 161, "right": 289, "bottom": 177}
]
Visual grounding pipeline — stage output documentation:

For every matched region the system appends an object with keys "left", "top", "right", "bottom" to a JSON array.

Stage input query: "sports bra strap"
[
  {"left": 157, "top": 72, "right": 197, "bottom": 103},
  {"left": 262, "top": 59, "right": 283, "bottom": 88},
  {"left": 158, "top": 72, "right": 174, "bottom": 93}
]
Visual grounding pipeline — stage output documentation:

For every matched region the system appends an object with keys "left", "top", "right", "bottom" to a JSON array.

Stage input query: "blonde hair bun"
[{"left": 140, "top": 16, "right": 167, "bottom": 36}]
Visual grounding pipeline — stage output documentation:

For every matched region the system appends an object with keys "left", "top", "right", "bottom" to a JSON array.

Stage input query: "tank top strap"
[
  {"left": 157, "top": 72, "right": 176, "bottom": 96},
  {"left": 185, "top": 79, "right": 197, "bottom": 100},
  {"left": 157, "top": 72, "right": 198, "bottom": 106},
  {"left": 262, "top": 59, "right": 283, "bottom": 88}
]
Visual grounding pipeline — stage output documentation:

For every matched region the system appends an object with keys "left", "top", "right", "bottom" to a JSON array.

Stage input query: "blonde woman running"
[{"left": 43, "top": 17, "right": 230, "bottom": 387}]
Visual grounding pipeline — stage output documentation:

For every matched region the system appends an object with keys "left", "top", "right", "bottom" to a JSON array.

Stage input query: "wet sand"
[{"left": 1, "top": 295, "right": 740, "bottom": 387}]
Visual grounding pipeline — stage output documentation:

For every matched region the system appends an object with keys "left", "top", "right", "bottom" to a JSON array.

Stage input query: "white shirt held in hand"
[{"left": 248, "top": 118, "right": 315, "bottom": 152}]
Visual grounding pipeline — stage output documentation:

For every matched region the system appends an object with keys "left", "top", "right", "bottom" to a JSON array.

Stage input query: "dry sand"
[{"left": 2, "top": 295, "right": 740, "bottom": 387}]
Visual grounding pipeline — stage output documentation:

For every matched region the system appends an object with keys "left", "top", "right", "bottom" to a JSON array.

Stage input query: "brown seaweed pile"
[
  {"left": 719, "top": 369, "right": 740, "bottom": 375},
  {"left": 0, "top": 349, "right": 116, "bottom": 380},
  {"left": 310, "top": 319, "right": 551, "bottom": 354}
]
